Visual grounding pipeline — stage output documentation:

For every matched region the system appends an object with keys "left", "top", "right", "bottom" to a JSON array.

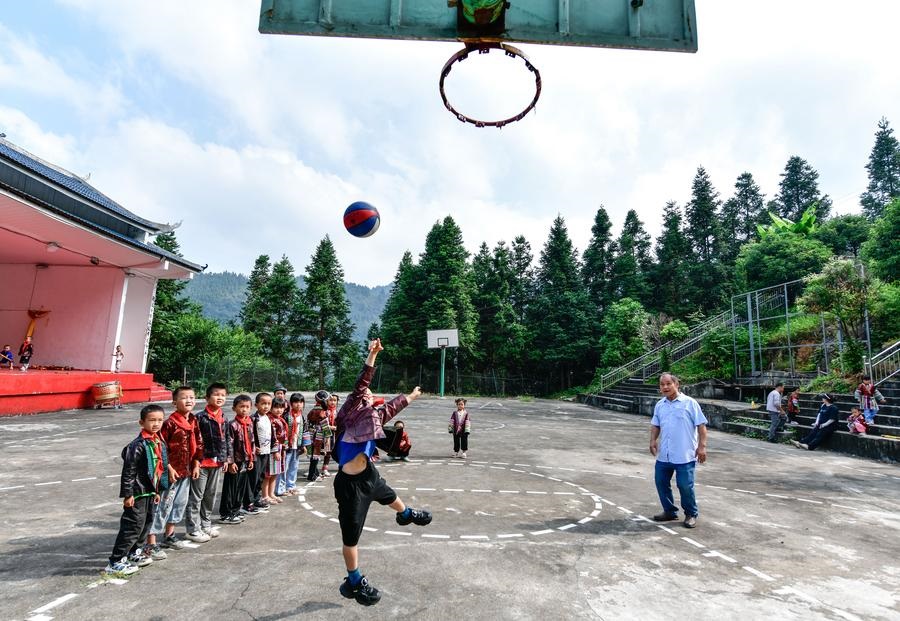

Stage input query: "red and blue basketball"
[{"left": 343, "top": 201, "right": 381, "bottom": 238}]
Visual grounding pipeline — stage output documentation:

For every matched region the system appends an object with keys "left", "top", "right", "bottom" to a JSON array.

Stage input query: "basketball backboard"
[
  {"left": 259, "top": 0, "right": 697, "bottom": 53},
  {"left": 427, "top": 329, "right": 459, "bottom": 349}
]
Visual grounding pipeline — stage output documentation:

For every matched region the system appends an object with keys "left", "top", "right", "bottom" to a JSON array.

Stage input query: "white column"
[{"left": 111, "top": 274, "right": 129, "bottom": 372}]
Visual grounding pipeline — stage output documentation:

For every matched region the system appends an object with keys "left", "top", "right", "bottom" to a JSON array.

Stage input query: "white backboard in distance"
[{"left": 427, "top": 329, "right": 459, "bottom": 349}]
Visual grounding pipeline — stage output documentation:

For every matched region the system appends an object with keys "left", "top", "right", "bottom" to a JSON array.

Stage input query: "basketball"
[{"left": 343, "top": 201, "right": 381, "bottom": 238}]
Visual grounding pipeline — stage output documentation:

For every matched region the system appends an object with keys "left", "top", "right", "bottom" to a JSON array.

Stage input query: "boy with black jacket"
[
  {"left": 220, "top": 394, "right": 257, "bottom": 522},
  {"left": 105, "top": 404, "right": 170, "bottom": 575},
  {"left": 186, "top": 383, "right": 231, "bottom": 542}
]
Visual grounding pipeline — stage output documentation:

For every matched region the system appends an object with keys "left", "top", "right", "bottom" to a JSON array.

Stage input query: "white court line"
[
  {"left": 557, "top": 524, "right": 576, "bottom": 531},
  {"left": 604, "top": 472, "right": 624, "bottom": 477},
  {"left": 633, "top": 515, "right": 653, "bottom": 523},
  {"left": 704, "top": 484, "right": 727, "bottom": 490},
  {"left": 492, "top": 462, "right": 509, "bottom": 465},
  {"left": 733, "top": 489, "right": 757, "bottom": 494},
  {"left": 394, "top": 487, "right": 409, "bottom": 490},
  {"left": 510, "top": 469, "right": 525, "bottom": 473},
  {"left": 30, "top": 593, "right": 78, "bottom": 614},
  {"left": 416, "top": 487, "right": 436, "bottom": 491},
  {"left": 526, "top": 491, "right": 547, "bottom": 495},
  {"left": 547, "top": 477, "right": 562, "bottom": 482},
  {"left": 831, "top": 503, "right": 859, "bottom": 510},
  {"left": 513, "top": 464, "right": 532, "bottom": 467},
  {"left": 564, "top": 482, "right": 579, "bottom": 487},
  {"left": 443, "top": 488, "right": 464, "bottom": 492},
  {"left": 105, "top": 475, "right": 120, "bottom": 478},
  {"left": 681, "top": 537, "right": 705, "bottom": 548},
  {"left": 616, "top": 507, "right": 633, "bottom": 514},
  {"left": 296, "top": 496, "right": 305, "bottom": 502},
  {"left": 536, "top": 465, "right": 553, "bottom": 470},
  {"left": 471, "top": 489, "right": 492, "bottom": 493},
  {"left": 499, "top": 490, "right": 520, "bottom": 494},
  {"left": 703, "top": 550, "right": 737, "bottom": 563},
  {"left": 472, "top": 461, "right": 489, "bottom": 464},
  {"left": 796, "top": 498, "right": 823, "bottom": 504},
  {"left": 362, "top": 526, "right": 378, "bottom": 532},
  {"left": 385, "top": 530, "right": 412, "bottom": 536},
  {"left": 460, "top": 535, "right": 489, "bottom": 540},
  {"left": 765, "top": 493, "right": 790, "bottom": 499},
  {"left": 529, "top": 473, "right": 545, "bottom": 478},
  {"left": 498, "top": 533, "right": 524, "bottom": 538},
  {"left": 557, "top": 467, "right": 575, "bottom": 471},
  {"left": 578, "top": 517, "right": 594, "bottom": 524},
  {"left": 531, "top": 529, "right": 554, "bottom": 535},
  {"left": 72, "top": 477, "right": 97, "bottom": 482},
  {"left": 742, "top": 566, "right": 775, "bottom": 581},
  {"left": 580, "top": 469, "right": 597, "bottom": 473},
  {"left": 553, "top": 492, "right": 575, "bottom": 495},
  {"left": 656, "top": 525, "right": 677, "bottom": 534},
  {"left": 311, "top": 511, "right": 327, "bottom": 518},
  {"left": 329, "top": 518, "right": 339, "bottom": 523},
  {"left": 422, "top": 534, "right": 450, "bottom": 539},
  {"left": 0, "top": 485, "right": 25, "bottom": 491},
  {"left": 35, "top": 481, "right": 62, "bottom": 486},
  {"left": 490, "top": 466, "right": 505, "bottom": 470},
  {"left": 590, "top": 510, "right": 601, "bottom": 517},
  {"left": 301, "top": 503, "right": 312, "bottom": 510}
]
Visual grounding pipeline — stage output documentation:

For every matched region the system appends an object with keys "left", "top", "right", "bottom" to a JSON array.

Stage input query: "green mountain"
[{"left": 183, "top": 271, "right": 391, "bottom": 343}]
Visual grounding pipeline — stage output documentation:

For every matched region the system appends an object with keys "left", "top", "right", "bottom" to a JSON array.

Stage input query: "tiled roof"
[{"left": 0, "top": 138, "right": 167, "bottom": 233}]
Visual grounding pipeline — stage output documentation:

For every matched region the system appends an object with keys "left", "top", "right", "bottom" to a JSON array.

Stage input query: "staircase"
[
  {"left": 149, "top": 381, "right": 171, "bottom": 402},
  {"left": 867, "top": 339, "right": 900, "bottom": 386},
  {"left": 583, "top": 377, "right": 660, "bottom": 413}
]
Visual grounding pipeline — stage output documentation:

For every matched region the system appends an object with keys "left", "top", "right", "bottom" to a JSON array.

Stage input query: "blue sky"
[{"left": 1, "top": 1, "right": 898, "bottom": 285}]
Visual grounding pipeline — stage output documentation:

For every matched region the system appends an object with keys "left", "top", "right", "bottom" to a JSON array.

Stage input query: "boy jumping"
[{"left": 333, "top": 338, "right": 431, "bottom": 606}]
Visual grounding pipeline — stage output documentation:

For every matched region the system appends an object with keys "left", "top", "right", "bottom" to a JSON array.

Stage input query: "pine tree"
[
  {"left": 774, "top": 156, "right": 832, "bottom": 221},
  {"left": 685, "top": 167, "right": 729, "bottom": 312},
  {"left": 721, "top": 172, "right": 765, "bottom": 262},
  {"left": 379, "top": 251, "right": 424, "bottom": 378},
  {"left": 417, "top": 217, "right": 479, "bottom": 368},
  {"left": 305, "top": 236, "right": 356, "bottom": 389},
  {"left": 611, "top": 209, "right": 653, "bottom": 305},
  {"left": 529, "top": 216, "right": 595, "bottom": 390},
  {"left": 240, "top": 255, "right": 271, "bottom": 335},
  {"left": 860, "top": 117, "right": 900, "bottom": 220},
  {"left": 510, "top": 235, "right": 535, "bottom": 323},
  {"left": 258, "top": 256, "right": 313, "bottom": 370},
  {"left": 650, "top": 202, "right": 691, "bottom": 316},
  {"left": 581, "top": 206, "right": 617, "bottom": 314}
]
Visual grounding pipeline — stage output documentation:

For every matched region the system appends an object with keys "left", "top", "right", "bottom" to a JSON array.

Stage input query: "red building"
[{"left": 0, "top": 138, "right": 203, "bottom": 414}]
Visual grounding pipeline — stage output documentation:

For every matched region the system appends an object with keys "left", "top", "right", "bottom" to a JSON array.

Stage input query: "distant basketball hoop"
[{"left": 427, "top": 329, "right": 459, "bottom": 397}]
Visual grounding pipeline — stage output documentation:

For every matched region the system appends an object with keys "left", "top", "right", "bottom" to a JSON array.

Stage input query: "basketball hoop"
[{"left": 439, "top": 42, "right": 542, "bottom": 129}]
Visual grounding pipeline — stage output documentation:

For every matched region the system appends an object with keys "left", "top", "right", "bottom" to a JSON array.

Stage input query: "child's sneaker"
[
  {"left": 202, "top": 526, "right": 220, "bottom": 538},
  {"left": 460, "top": 452, "right": 467, "bottom": 459},
  {"left": 241, "top": 506, "right": 261, "bottom": 516},
  {"left": 104, "top": 557, "right": 139, "bottom": 576},
  {"left": 186, "top": 530, "right": 211, "bottom": 543},
  {"left": 340, "top": 576, "right": 381, "bottom": 606},
  {"left": 396, "top": 507, "right": 432, "bottom": 526},
  {"left": 127, "top": 549, "right": 153, "bottom": 567},
  {"left": 219, "top": 515, "right": 242, "bottom": 525},
  {"left": 144, "top": 543, "right": 167, "bottom": 560},
  {"left": 162, "top": 535, "right": 186, "bottom": 549}
]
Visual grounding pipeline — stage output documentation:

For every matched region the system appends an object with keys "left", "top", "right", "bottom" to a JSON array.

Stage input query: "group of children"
[
  {"left": 105, "top": 382, "right": 342, "bottom": 575},
  {"left": 1, "top": 336, "right": 33, "bottom": 370}
]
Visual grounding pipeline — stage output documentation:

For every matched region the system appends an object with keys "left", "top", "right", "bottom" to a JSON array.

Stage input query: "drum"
[{"left": 92, "top": 381, "right": 122, "bottom": 407}]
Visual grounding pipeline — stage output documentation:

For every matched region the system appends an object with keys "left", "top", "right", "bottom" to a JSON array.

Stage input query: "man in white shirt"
[
  {"left": 649, "top": 373, "right": 708, "bottom": 529},
  {"left": 766, "top": 382, "right": 786, "bottom": 443}
]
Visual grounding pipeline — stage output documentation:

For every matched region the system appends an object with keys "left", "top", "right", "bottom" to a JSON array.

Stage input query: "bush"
[
  {"left": 660, "top": 319, "right": 689, "bottom": 343},
  {"left": 839, "top": 338, "right": 865, "bottom": 374},
  {"left": 803, "top": 372, "right": 855, "bottom": 394}
]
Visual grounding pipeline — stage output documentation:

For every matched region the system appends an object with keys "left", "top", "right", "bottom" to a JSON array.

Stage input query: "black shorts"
[{"left": 333, "top": 460, "right": 397, "bottom": 546}]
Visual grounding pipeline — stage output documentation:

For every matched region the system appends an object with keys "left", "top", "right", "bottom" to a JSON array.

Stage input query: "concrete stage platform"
[{"left": 0, "top": 369, "right": 157, "bottom": 415}]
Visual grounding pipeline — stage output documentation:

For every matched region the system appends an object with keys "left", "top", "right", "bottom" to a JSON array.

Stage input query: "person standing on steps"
[
  {"left": 649, "top": 373, "right": 708, "bottom": 529},
  {"left": 766, "top": 382, "right": 786, "bottom": 443}
]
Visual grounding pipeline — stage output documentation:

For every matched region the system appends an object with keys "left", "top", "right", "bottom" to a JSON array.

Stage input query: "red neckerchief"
[
  {"left": 169, "top": 411, "right": 197, "bottom": 458},
  {"left": 206, "top": 405, "right": 224, "bottom": 428},
  {"left": 141, "top": 429, "right": 164, "bottom": 484},
  {"left": 326, "top": 407, "right": 336, "bottom": 426},
  {"left": 236, "top": 415, "right": 253, "bottom": 456}
]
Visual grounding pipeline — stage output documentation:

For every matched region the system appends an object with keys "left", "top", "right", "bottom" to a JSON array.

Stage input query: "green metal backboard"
[{"left": 259, "top": 0, "right": 698, "bottom": 52}]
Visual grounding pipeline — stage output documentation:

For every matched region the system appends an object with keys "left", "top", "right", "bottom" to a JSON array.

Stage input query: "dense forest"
[{"left": 147, "top": 118, "right": 900, "bottom": 395}]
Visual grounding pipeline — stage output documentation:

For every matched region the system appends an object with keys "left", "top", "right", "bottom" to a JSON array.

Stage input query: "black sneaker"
[
  {"left": 652, "top": 512, "right": 679, "bottom": 522},
  {"left": 340, "top": 576, "right": 381, "bottom": 606},
  {"left": 241, "top": 506, "right": 261, "bottom": 516},
  {"left": 396, "top": 507, "right": 432, "bottom": 526}
]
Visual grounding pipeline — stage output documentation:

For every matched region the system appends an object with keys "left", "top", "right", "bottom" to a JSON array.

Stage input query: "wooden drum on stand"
[{"left": 92, "top": 381, "right": 122, "bottom": 408}]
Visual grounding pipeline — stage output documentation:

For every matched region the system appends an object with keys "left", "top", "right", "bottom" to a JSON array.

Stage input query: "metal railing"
[
  {"left": 866, "top": 339, "right": 900, "bottom": 386},
  {"left": 597, "top": 311, "right": 730, "bottom": 393}
]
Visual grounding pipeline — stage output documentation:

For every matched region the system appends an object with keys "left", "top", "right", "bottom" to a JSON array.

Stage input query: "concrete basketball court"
[{"left": 1, "top": 396, "right": 898, "bottom": 620}]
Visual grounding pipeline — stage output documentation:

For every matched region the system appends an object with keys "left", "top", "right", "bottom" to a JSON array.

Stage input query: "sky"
[{"left": 1, "top": 1, "right": 898, "bottom": 286}]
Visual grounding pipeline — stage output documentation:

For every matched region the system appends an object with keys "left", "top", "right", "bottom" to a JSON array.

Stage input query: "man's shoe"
[
  {"left": 105, "top": 558, "right": 139, "bottom": 576},
  {"left": 162, "top": 535, "right": 185, "bottom": 550},
  {"left": 186, "top": 531, "right": 211, "bottom": 543},
  {"left": 340, "top": 576, "right": 381, "bottom": 606},
  {"left": 127, "top": 549, "right": 153, "bottom": 567},
  {"left": 396, "top": 507, "right": 432, "bottom": 526},
  {"left": 684, "top": 515, "right": 698, "bottom": 528},
  {"left": 652, "top": 512, "right": 679, "bottom": 522}
]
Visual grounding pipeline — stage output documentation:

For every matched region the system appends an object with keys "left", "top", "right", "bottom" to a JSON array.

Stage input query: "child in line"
[
  {"left": 855, "top": 376, "right": 887, "bottom": 425},
  {"left": 221, "top": 394, "right": 257, "bottom": 522},
  {"left": 18, "top": 336, "right": 33, "bottom": 371},
  {"left": 146, "top": 387, "right": 202, "bottom": 557},
  {"left": 785, "top": 389, "right": 801, "bottom": 426},
  {"left": 449, "top": 398, "right": 471, "bottom": 459},
  {"left": 280, "top": 393, "right": 305, "bottom": 495},
  {"left": 307, "top": 391, "right": 330, "bottom": 481},
  {"left": 266, "top": 397, "right": 288, "bottom": 502},
  {"left": 250, "top": 392, "right": 273, "bottom": 510},
  {"left": 333, "top": 338, "right": 430, "bottom": 606},
  {"left": 186, "top": 383, "right": 230, "bottom": 542},
  {"left": 256, "top": 392, "right": 275, "bottom": 505},
  {"left": 104, "top": 404, "right": 169, "bottom": 575},
  {"left": 1, "top": 345, "right": 13, "bottom": 369},
  {"left": 321, "top": 394, "right": 338, "bottom": 477},
  {"left": 847, "top": 407, "right": 869, "bottom": 435}
]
